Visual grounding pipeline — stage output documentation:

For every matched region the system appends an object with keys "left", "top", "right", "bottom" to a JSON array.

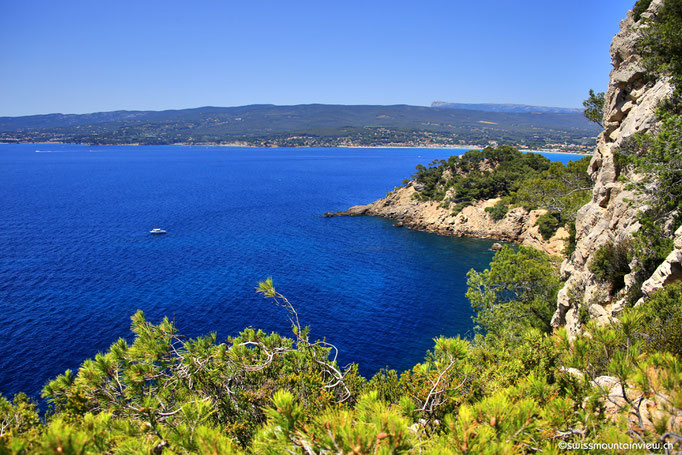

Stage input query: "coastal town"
[{"left": 0, "top": 126, "right": 596, "bottom": 153}]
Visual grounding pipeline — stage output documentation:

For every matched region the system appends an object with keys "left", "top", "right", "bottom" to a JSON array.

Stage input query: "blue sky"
[{"left": 1, "top": 0, "right": 635, "bottom": 116}]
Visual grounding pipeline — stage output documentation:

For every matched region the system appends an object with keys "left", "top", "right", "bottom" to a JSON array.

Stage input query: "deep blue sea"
[{"left": 0, "top": 144, "right": 584, "bottom": 400}]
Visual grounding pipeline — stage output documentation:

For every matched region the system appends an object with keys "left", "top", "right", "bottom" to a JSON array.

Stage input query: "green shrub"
[
  {"left": 410, "top": 146, "right": 552, "bottom": 204},
  {"left": 484, "top": 200, "right": 509, "bottom": 221},
  {"left": 633, "top": 0, "right": 653, "bottom": 21},
  {"left": 451, "top": 202, "right": 468, "bottom": 216},
  {"left": 564, "top": 222, "right": 577, "bottom": 256},
  {"left": 5, "top": 281, "right": 682, "bottom": 453},
  {"left": 588, "top": 240, "right": 631, "bottom": 293},
  {"left": 466, "top": 246, "right": 561, "bottom": 335},
  {"left": 0, "top": 392, "right": 41, "bottom": 444},
  {"left": 582, "top": 89, "right": 605, "bottom": 126},
  {"left": 536, "top": 212, "right": 560, "bottom": 241},
  {"left": 635, "top": 282, "right": 682, "bottom": 357},
  {"left": 613, "top": 146, "right": 637, "bottom": 177},
  {"left": 639, "top": 0, "right": 682, "bottom": 109},
  {"left": 628, "top": 113, "right": 682, "bottom": 278}
]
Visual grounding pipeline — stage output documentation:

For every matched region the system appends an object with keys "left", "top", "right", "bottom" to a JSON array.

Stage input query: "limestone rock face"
[
  {"left": 552, "top": 0, "right": 675, "bottom": 336},
  {"left": 329, "top": 183, "right": 567, "bottom": 256}
]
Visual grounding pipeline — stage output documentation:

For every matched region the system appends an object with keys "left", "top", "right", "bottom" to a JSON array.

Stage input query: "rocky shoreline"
[{"left": 325, "top": 183, "right": 568, "bottom": 257}]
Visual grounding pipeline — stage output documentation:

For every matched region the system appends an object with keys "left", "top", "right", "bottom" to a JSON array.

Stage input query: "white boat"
[{"left": 149, "top": 228, "right": 167, "bottom": 235}]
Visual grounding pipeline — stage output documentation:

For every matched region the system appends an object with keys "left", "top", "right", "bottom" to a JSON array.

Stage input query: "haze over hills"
[
  {"left": 431, "top": 101, "right": 583, "bottom": 114},
  {"left": 0, "top": 103, "right": 599, "bottom": 150}
]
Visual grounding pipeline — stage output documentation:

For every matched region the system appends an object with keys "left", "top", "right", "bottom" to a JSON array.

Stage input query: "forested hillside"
[{"left": 0, "top": 104, "right": 599, "bottom": 149}]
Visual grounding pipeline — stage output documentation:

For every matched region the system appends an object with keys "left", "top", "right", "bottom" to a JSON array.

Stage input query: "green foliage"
[
  {"left": 605, "top": 3, "right": 682, "bottom": 299},
  {"left": 588, "top": 240, "right": 631, "bottom": 293},
  {"left": 632, "top": 112, "right": 682, "bottom": 224},
  {"left": 411, "top": 145, "right": 553, "bottom": 202},
  {"left": 536, "top": 212, "right": 560, "bottom": 240},
  {"left": 4, "top": 280, "right": 682, "bottom": 453},
  {"left": 632, "top": 216, "right": 675, "bottom": 279},
  {"left": 639, "top": 0, "right": 682, "bottom": 106},
  {"left": 612, "top": 146, "right": 636, "bottom": 177},
  {"left": 564, "top": 221, "right": 578, "bottom": 256},
  {"left": 582, "top": 89, "right": 605, "bottom": 126},
  {"left": 555, "top": 302, "right": 682, "bottom": 451},
  {"left": 410, "top": 147, "right": 593, "bottom": 255},
  {"left": 616, "top": 112, "right": 681, "bottom": 278},
  {"left": 34, "top": 281, "right": 363, "bottom": 451},
  {"left": 425, "top": 374, "right": 576, "bottom": 454},
  {"left": 633, "top": 0, "right": 654, "bottom": 21},
  {"left": 255, "top": 391, "right": 417, "bottom": 453},
  {"left": 484, "top": 199, "right": 509, "bottom": 221},
  {"left": 513, "top": 156, "right": 593, "bottom": 224},
  {"left": 466, "top": 246, "right": 561, "bottom": 335},
  {"left": 631, "top": 0, "right": 682, "bottom": 271},
  {"left": 0, "top": 393, "right": 41, "bottom": 451},
  {"left": 635, "top": 282, "right": 682, "bottom": 357}
]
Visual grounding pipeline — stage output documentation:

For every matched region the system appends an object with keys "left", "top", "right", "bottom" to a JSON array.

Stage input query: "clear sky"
[{"left": 1, "top": 0, "right": 635, "bottom": 116}]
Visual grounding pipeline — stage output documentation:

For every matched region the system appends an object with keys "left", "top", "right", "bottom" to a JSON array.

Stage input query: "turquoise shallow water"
[{"left": 0, "top": 144, "right": 583, "bottom": 399}]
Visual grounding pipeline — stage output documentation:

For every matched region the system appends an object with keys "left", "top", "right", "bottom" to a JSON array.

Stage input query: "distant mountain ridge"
[
  {"left": 431, "top": 101, "right": 583, "bottom": 114},
  {"left": 0, "top": 103, "right": 599, "bottom": 148}
]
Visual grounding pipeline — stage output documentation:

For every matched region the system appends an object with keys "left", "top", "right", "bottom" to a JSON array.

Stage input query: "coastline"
[
  {"left": 4, "top": 141, "right": 593, "bottom": 155},
  {"left": 325, "top": 184, "right": 568, "bottom": 257}
]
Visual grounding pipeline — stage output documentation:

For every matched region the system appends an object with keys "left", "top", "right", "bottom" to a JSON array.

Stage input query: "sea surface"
[{"left": 0, "top": 144, "right": 584, "bottom": 400}]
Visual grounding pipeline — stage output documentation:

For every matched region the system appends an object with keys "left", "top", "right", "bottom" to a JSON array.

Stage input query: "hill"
[
  {"left": 431, "top": 101, "right": 583, "bottom": 114},
  {"left": 0, "top": 104, "right": 600, "bottom": 149}
]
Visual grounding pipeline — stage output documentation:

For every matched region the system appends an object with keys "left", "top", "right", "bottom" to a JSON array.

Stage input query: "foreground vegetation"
[{"left": 1, "top": 268, "right": 681, "bottom": 454}]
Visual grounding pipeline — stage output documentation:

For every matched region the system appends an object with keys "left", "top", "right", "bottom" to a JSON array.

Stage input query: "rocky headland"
[{"left": 326, "top": 183, "right": 568, "bottom": 257}]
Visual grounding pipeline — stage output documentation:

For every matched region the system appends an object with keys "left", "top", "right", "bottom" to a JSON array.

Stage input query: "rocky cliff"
[
  {"left": 327, "top": 184, "right": 568, "bottom": 256},
  {"left": 551, "top": 0, "right": 677, "bottom": 335},
  {"left": 328, "top": 0, "right": 681, "bottom": 335}
]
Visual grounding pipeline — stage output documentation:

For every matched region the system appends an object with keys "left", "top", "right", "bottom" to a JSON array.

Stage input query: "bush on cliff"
[
  {"left": 635, "top": 282, "right": 682, "bottom": 357},
  {"left": 639, "top": 0, "right": 682, "bottom": 104},
  {"left": 410, "top": 145, "right": 552, "bottom": 204},
  {"left": 588, "top": 240, "right": 632, "bottom": 294},
  {"left": 633, "top": 0, "right": 654, "bottom": 21},
  {"left": 536, "top": 212, "right": 561, "bottom": 240},
  {"left": 615, "top": 112, "right": 681, "bottom": 281},
  {"left": 607, "top": 0, "right": 682, "bottom": 297},
  {"left": 484, "top": 199, "right": 509, "bottom": 221},
  {"left": 513, "top": 156, "right": 593, "bottom": 224},
  {"left": 637, "top": 113, "right": 682, "bottom": 259},
  {"left": 410, "top": 146, "right": 593, "bottom": 253},
  {"left": 583, "top": 89, "right": 605, "bottom": 126}
]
